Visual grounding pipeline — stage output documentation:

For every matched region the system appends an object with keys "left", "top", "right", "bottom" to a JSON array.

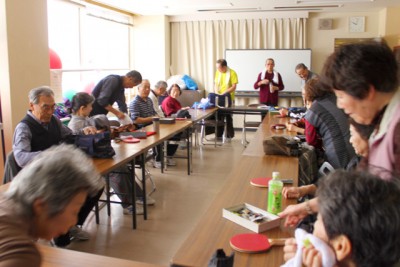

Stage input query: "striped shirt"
[{"left": 129, "top": 95, "right": 156, "bottom": 122}]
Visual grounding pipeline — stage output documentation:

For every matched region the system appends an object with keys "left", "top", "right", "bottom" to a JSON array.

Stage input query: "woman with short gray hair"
[{"left": 0, "top": 144, "right": 104, "bottom": 266}]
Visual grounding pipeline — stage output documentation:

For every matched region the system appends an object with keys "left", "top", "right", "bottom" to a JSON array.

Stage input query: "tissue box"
[
  {"left": 120, "top": 131, "right": 147, "bottom": 139},
  {"left": 160, "top": 118, "right": 176, "bottom": 124},
  {"left": 222, "top": 203, "right": 281, "bottom": 233}
]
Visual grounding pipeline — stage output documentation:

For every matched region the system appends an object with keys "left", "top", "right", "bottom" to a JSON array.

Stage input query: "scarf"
[{"left": 261, "top": 69, "right": 279, "bottom": 84}]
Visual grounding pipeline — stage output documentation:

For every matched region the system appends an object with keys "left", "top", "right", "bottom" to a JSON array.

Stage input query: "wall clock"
[{"left": 349, "top": 16, "right": 365, "bottom": 33}]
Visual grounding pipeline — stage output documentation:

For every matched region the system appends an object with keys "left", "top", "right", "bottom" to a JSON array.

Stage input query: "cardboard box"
[
  {"left": 120, "top": 131, "right": 147, "bottom": 139},
  {"left": 160, "top": 118, "right": 176, "bottom": 124},
  {"left": 222, "top": 203, "right": 281, "bottom": 233}
]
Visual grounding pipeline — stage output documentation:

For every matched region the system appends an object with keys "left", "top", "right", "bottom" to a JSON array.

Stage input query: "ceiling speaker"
[{"left": 319, "top": 18, "right": 333, "bottom": 30}]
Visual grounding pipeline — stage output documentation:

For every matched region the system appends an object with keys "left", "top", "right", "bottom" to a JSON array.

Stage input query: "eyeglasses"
[{"left": 37, "top": 103, "right": 56, "bottom": 111}]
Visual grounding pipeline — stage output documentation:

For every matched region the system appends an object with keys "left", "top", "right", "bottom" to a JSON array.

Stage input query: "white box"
[{"left": 222, "top": 203, "right": 281, "bottom": 233}]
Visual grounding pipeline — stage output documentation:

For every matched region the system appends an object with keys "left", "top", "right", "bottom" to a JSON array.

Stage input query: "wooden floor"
[{"left": 51, "top": 132, "right": 253, "bottom": 266}]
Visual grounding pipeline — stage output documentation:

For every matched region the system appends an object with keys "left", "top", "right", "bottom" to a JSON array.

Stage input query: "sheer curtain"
[{"left": 170, "top": 18, "right": 307, "bottom": 91}]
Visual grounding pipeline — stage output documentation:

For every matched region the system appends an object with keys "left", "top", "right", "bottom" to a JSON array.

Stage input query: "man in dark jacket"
[{"left": 90, "top": 70, "right": 142, "bottom": 120}]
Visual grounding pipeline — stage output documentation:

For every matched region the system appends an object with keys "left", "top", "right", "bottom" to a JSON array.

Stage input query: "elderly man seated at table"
[
  {"left": 11, "top": 86, "right": 102, "bottom": 247},
  {"left": 149, "top": 80, "right": 167, "bottom": 118},
  {"left": 0, "top": 145, "right": 104, "bottom": 267},
  {"left": 129, "top": 79, "right": 179, "bottom": 168}
]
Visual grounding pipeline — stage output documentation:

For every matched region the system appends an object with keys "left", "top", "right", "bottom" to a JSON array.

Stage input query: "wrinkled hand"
[
  {"left": 82, "top": 126, "right": 97, "bottom": 135},
  {"left": 302, "top": 245, "right": 323, "bottom": 267},
  {"left": 282, "top": 187, "right": 301, "bottom": 199},
  {"left": 283, "top": 238, "right": 298, "bottom": 262},
  {"left": 278, "top": 203, "right": 308, "bottom": 227}
]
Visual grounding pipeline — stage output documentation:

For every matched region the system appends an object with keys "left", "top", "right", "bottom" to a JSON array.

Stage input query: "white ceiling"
[{"left": 89, "top": 0, "right": 400, "bottom": 16}]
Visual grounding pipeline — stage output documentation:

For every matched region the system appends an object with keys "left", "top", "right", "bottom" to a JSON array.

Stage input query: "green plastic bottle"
[{"left": 267, "top": 171, "right": 283, "bottom": 215}]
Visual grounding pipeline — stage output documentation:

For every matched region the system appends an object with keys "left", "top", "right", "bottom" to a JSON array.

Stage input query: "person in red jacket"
[
  {"left": 253, "top": 58, "right": 284, "bottom": 106},
  {"left": 161, "top": 84, "right": 189, "bottom": 117}
]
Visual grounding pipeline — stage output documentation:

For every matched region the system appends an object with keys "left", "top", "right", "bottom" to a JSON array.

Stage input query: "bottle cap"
[
  {"left": 153, "top": 117, "right": 160, "bottom": 121},
  {"left": 272, "top": 171, "right": 280, "bottom": 180}
]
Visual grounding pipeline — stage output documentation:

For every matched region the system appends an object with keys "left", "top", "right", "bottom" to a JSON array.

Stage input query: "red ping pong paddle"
[
  {"left": 230, "top": 233, "right": 286, "bottom": 253},
  {"left": 122, "top": 137, "right": 140, "bottom": 143},
  {"left": 146, "top": 131, "right": 157, "bottom": 136},
  {"left": 250, "top": 177, "right": 272, "bottom": 188}
]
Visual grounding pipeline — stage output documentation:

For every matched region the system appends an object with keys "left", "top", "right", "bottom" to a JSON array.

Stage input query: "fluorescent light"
[
  {"left": 198, "top": 8, "right": 258, "bottom": 12},
  {"left": 297, "top": 0, "right": 373, "bottom": 3},
  {"left": 275, "top": 5, "right": 340, "bottom": 9}
]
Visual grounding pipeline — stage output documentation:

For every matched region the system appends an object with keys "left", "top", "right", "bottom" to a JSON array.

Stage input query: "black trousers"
[
  {"left": 216, "top": 115, "right": 234, "bottom": 138},
  {"left": 53, "top": 188, "right": 103, "bottom": 247},
  {"left": 154, "top": 144, "right": 179, "bottom": 162}
]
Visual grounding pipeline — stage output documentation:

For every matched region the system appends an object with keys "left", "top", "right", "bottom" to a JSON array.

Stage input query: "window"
[{"left": 47, "top": 0, "right": 132, "bottom": 101}]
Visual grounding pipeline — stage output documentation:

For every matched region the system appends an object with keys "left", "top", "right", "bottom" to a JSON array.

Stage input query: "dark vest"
[{"left": 21, "top": 115, "right": 62, "bottom": 152}]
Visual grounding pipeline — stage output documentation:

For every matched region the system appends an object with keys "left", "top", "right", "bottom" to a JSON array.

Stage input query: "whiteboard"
[{"left": 225, "top": 49, "right": 312, "bottom": 92}]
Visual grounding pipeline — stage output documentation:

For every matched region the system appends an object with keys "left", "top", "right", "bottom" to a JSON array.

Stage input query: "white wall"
[
  {"left": 136, "top": 7, "right": 399, "bottom": 83},
  {"left": 307, "top": 11, "right": 382, "bottom": 74},
  {"left": 0, "top": 0, "right": 50, "bottom": 156},
  {"left": 132, "top": 15, "right": 170, "bottom": 86}
]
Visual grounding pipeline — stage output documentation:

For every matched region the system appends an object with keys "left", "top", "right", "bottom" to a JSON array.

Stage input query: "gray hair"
[
  {"left": 138, "top": 79, "right": 150, "bottom": 89},
  {"left": 6, "top": 144, "right": 104, "bottom": 218},
  {"left": 154, "top": 80, "right": 167, "bottom": 90},
  {"left": 295, "top": 63, "right": 308, "bottom": 71},
  {"left": 28, "top": 86, "right": 54, "bottom": 104}
]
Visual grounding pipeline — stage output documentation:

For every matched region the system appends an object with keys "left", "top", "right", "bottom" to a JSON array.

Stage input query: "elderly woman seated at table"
[
  {"left": 0, "top": 144, "right": 103, "bottom": 267},
  {"left": 161, "top": 84, "right": 190, "bottom": 117}
]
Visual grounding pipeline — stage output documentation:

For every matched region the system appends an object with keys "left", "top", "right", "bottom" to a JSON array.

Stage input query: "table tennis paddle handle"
[{"left": 268, "top": 238, "right": 287, "bottom": 247}]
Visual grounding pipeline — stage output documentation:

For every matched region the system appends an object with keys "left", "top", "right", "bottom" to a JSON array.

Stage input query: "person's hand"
[
  {"left": 182, "top": 106, "right": 190, "bottom": 110},
  {"left": 278, "top": 203, "right": 308, "bottom": 227},
  {"left": 282, "top": 186, "right": 301, "bottom": 199},
  {"left": 259, "top": 79, "right": 269, "bottom": 86},
  {"left": 283, "top": 238, "right": 298, "bottom": 262},
  {"left": 82, "top": 126, "right": 97, "bottom": 135},
  {"left": 116, "top": 112, "right": 125, "bottom": 120},
  {"left": 279, "top": 108, "right": 288, "bottom": 117},
  {"left": 302, "top": 245, "right": 323, "bottom": 267}
]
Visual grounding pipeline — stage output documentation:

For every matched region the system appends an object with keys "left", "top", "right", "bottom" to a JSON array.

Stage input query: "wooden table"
[
  {"left": 39, "top": 244, "right": 164, "bottom": 267},
  {"left": 243, "top": 114, "right": 297, "bottom": 157},
  {"left": 93, "top": 120, "right": 193, "bottom": 175},
  {"left": 93, "top": 120, "right": 193, "bottom": 226},
  {"left": 188, "top": 107, "right": 218, "bottom": 123},
  {"left": 171, "top": 113, "right": 299, "bottom": 267}
]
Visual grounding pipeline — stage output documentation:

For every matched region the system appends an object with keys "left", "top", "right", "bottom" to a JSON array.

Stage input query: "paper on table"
[{"left": 119, "top": 113, "right": 133, "bottom": 125}]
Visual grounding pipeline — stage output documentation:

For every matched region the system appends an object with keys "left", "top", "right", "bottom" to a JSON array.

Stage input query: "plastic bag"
[{"left": 182, "top": 74, "right": 198, "bottom": 90}]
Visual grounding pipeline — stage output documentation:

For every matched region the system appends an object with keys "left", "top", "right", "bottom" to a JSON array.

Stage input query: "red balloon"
[
  {"left": 49, "top": 48, "right": 62, "bottom": 69},
  {"left": 83, "top": 81, "right": 95, "bottom": 94}
]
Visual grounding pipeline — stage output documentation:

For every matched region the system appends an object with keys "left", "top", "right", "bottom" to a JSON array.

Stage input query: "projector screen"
[{"left": 225, "top": 49, "right": 312, "bottom": 92}]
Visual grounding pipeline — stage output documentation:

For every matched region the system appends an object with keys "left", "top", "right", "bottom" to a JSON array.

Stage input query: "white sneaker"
[
  {"left": 69, "top": 225, "right": 90, "bottom": 241},
  {"left": 153, "top": 161, "right": 162, "bottom": 169},
  {"left": 167, "top": 158, "right": 177, "bottom": 166},
  {"left": 123, "top": 205, "right": 144, "bottom": 215},
  {"left": 136, "top": 195, "right": 156, "bottom": 205}
]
